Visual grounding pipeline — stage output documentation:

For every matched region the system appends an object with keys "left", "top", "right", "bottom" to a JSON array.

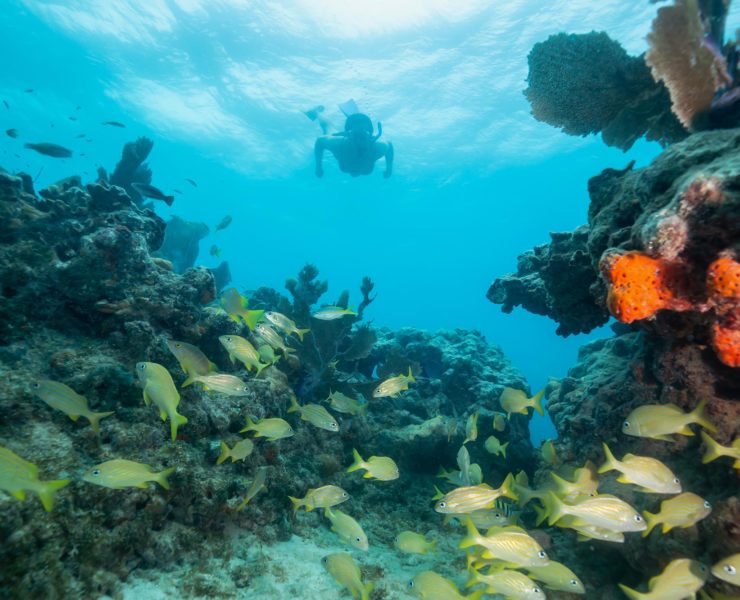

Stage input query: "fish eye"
[
  {"left": 92, "top": 469, "right": 101, "bottom": 476},
  {"left": 494, "top": 512, "right": 501, "bottom": 518},
  {"left": 355, "top": 537, "right": 361, "bottom": 542},
  {"left": 137, "top": 363, "right": 146, "bottom": 370},
  {"left": 724, "top": 565, "right": 737, "bottom": 575},
  {"left": 537, "top": 551, "right": 547, "bottom": 559},
  {"left": 438, "top": 501, "right": 446, "bottom": 508},
  {"left": 342, "top": 492, "right": 348, "bottom": 498},
  {"left": 321, "top": 556, "right": 327, "bottom": 564},
  {"left": 673, "top": 478, "right": 680, "bottom": 484},
  {"left": 634, "top": 514, "right": 643, "bottom": 522},
  {"left": 703, "top": 500, "right": 711, "bottom": 509},
  {"left": 622, "top": 420, "right": 630, "bottom": 428},
  {"left": 408, "top": 580, "right": 414, "bottom": 588},
  {"left": 175, "top": 343, "right": 181, "bottom": 348},
  {"left": 533, "top": 588, "right": 541, "bottom": 594},
  {"left": 569, "top": 580, "right": 578, "bottom": 586},
  {"left": 32, "top": 382, "right": 40, "bottom": 389}
]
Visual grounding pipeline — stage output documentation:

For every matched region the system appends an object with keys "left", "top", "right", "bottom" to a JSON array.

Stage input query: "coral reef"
[{"left": 108, "top": 136, "right": 154, "bottom": 206}]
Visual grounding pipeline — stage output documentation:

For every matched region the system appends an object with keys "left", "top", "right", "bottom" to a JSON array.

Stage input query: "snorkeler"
[{"left": 307, "top": 99, "right": 393, "bottom": 179}]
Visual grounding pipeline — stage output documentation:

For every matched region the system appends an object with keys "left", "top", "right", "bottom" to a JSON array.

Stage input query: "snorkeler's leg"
[
  {"left": 381, "top": 142, "right": 393, "bottom": 178},
  {"left": 314, "top": 137, "right": 343, "bottom": 177}
]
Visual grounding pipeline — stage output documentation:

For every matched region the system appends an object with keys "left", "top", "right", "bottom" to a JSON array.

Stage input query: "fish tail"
[
  {"left": 87, "top": 410, "right": 114, "bottom": 434},
  {"left": 164, "top": 195, "right": 174, "bottom": 206},
  {"left": 347, "top": 448, "right": 364, "bottom": 473},
  {"left": 464, "top": 568, "right": 483, "bottom": 589},
  {"left": 406, "top": 366, "right": 416, "bottom": 383},
  {"left": 244, "top": 309, "right": 264, "bottom": 331},
  {"left": 431, "top": 485, "right": 444, "bottom": 501},
  {"left": 467, "top": 589, "right": 485, "bottom": 600},
  {"left": 642, "top": 511, "right": 657, "bottom": 537},
  {"left": 691, "top": 399, "right": 717, "bottom": 433},
  {"left": 217, "top": 441, "right": 231, "bottom": 465},
  {"left": 500, "top": 472, "right": 518, "bottom": 503},
  {"left": 501, "top": 442, "right": 509, "bottom": 458},
  {"left": 287, "top": 395, "right": 300, "bottom": 413},
  {"left": 156, "top": 467, "right": 176, "bottom": 490},
  {"left": 458, "top": 518, "right": 481, "bottom": 550},
  {"left": 181, "top": 376, "right": 195, "bottom": 387},
  {"left": 618, "top": 584, "right": 647, "bottom": 600},
  {"left": 288, "top": 496, "right": 303, "bottom": 514},
  {"left": 700, "top": 431, "right": 724, "bottom": 463},
  {"left": 36, "top": 479, "right": 71, "bottom": 512},
  {"left": 358, "top": 402, "right": 369, "bottom": 417},
  {"left": 533, "top": 502, "right": 548, "bottom": 527},
  {"left": 296, "top": 328, "right": 310, "bottom": 342},
  {"left": 598, "top": 442, "right": 618, "bottom": 474},
  {"left": 428, "top": 538, "right": 437, "bottom": 553},
  {"left": 170, "top": 412, "right": 188, "bottom": 441},
  {"left": 530, "top": 388, "right": 546, "bottom": 416},
  {"left": 240, "top": 416, "right": 256, "bottom": 434},
  {"left": 361, "top": 581, "right": 373, "bottom": 600},
  {"left": 543, "top": 492, "right": 565, "bottom": 525}
]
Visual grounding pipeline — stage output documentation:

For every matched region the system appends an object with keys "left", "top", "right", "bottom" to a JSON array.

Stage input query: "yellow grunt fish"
[
  {"left": 711, "top": 553, "right": 740, "bottom": 586},
  {"left": 642, "top": 492, "right": 712, "bottom": 536},
  {"left": 218, "top": 335, "right": 269, "bottom": 375},
  {"left": 191, "top": 373, "right": 249, "bottom": 396},
  {"left": 701, "top": 431, "right": 740, "bottom": 468},
  {"left": 219, "top": 288, "right": 264, "bottom": 330},
  {"left": 322, "top": 552, "right": 373, "bottom": 600},
  {"left": 258, "top": 344, "right": 281, "bottom": 365},
  {"left": 372, "top": 367, "right": 415, "bottom": 398},
  {"left": 549, "top": 462, "right": 599, "bottom": 501},
  {"left": 217, "top": 439, "right": 254, "bottom": 464},
  {"left": 264, "top": 311, "right": 310, "bottom": 341},
  {"left": 31, "top": 379, "right": 114, "bottom": 433},
  {"left": 236, "top": 466, "right": 268, "bottom": 511},
  {"left": 525, "top": 561, "right": 585, "bottom": 594},
  {"left": 493, "top": 413, "right": 507, "bottom": 432},
  {"left": 599, "top": 443, "right": 681, "bottom": 494},
  {"left": 83, "top": 459, "right": 174, "bottom": 489},
  {"left": 289, "top": 485, "right": 349, "bottom": 513},
  {"left": 618, "top": 558, "right": 708, "bottom": 600},
  {"left": 460, "top": 521, "right": 549, "bottom": 567},
  {"left": 463, "top": 411, "right": 479, "bottom": 444},
  {"left": 240, "top": 416, "right": 293, "bottom": 441},
  {"left": 255, "top": 323, "right": 295, "bottom": 356},
  {"left": 288, "top": 396, "right": 338, "bottom": 432},
  {"left": 499, "top": 387, "right": 545, "bottom": 418},
  {"left": 327, "top": 390, "right": 367, "bottom": 416},
  {"left": 135, "top": 362, "right": 188, "bottom": 441},
  {"left": 622, "top": 399, "right": 716, "bottom": 441},
  {"left": 347, "top": 448, "right": 399, "bottom": 481},
  {"left": 408, "top": 570, "right": 485, "bottom": 600},
  {"left": 484, "top": 435, "right": 508, "bottom": 458},
  {"left": 165, "top": 339, "right": 217, "bottom": 386},
  {"left": 324, "top": 507, "right": 368, "bottom": 551},
  {"left": 312, "top": 305, "right": 357, "bottom": 320},
  {"left": 0, "top": 446, "right": 70, "bottom": 511},
  {"left": 540, "top": 440, "right": 558, "bottom": 465},
  {"left": 542, "top": 492, "right": 646, "bottom": 533},
  {"left": 395, "top": 531, "right": 437, "bottom": 555},
  {"left": 435, "top": 474, "right": 517, "bottom": 514},
  {"left": 466, "top": 568, "right": 545, "bottom": 600}
]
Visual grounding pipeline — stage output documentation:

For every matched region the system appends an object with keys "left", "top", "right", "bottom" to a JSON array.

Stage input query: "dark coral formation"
[{"left": 154, "top": 215, "right": 210, "bottom": 273}]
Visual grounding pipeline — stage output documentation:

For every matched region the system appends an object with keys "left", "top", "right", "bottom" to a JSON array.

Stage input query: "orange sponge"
[
  {"left": 712, "top": 319, "right": 740, "bottom": 368},
  {"left": 707, "top": 255, "right": 740, "bottom": 303}
]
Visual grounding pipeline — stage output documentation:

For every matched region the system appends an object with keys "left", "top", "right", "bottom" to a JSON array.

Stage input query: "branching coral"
[{"left": 109, "top": 137, "right": 154, "bottom": 205}]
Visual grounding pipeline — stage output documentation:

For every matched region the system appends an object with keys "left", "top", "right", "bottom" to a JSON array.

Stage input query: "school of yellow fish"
[{"left": 1, "top": 286, "right": 738, "bottom": 599}]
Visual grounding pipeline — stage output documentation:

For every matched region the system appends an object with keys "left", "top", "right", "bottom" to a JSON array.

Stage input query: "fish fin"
[
  {"left": 406, "top": 366, "right": 416, "bottom": 383},
  {"left": 287, "top": 395, "right": 300, "bottom": 413},
  {"left": 217, "top": 441, "right": 231, "bottom": 465},
  {"left": 598, "top": 442, "right": 619, "bottom": 474},
  {"left": 700, "top": 431, "right": 724, "bottom": 463},
  {"left": 361, "top": 581, "right": 373, "bottom": 600},
  {"left": 227, "top": 352, "right": 236, "bottom": 365},
  {"left": 159, "top": 409, "right": 168, "bottom": 421},
  {"left": 67, "top": 414, "right": 81, "bottom": 422},
  {"left": 362, "top": 472, "right": 373, "bottom": 478},
  {"left": 467, "top": 590, "right": 485, "bottom": 600},
  {"left": 254, "top": 361, "right": 268, "bottom": 377},
  {"left": 428, "top": 539, "right": 437, "bottom": 552},
  {"left": 347, "top": 448, "right": 364, "bottom": 473},
  {"left": 542, "top": 491, "right": 565, "bottom": 525},
  {"left": 296, "top": 328, "right": 310, "bottom": 342},
  {"left": 163, "top": 195, "right": 174, "bottom": 206},
  {"left": 661, "top": 523, "right": 674, "bottom": 534},
  {"left": 86, "top": 411, "right": 114, "bottom": 434},
  {"left": 11, "top": 490, "right": 26, "bottom": 501},
  {"left": 533, "top": 502, "right": 548, "bottom": 527},
  {"left": 181, "top": 376, "right": 194, "bottom": 387},
  {"left": 501, "top": 442, "right": 508, "bottom": 458},
  {"left": 618, "top": 584, "right": 646, "bottom": 600},
  {"left": 652, "top": 434, "right": 676, "bottom": 442},
  {"left": 458, "top": 518, "right": 481, "bottom": 550},
  {"left": 530, "top": 387, "right": 546, "bottom": 416},
  {"left": 143, "top": 389, "right": 152, "bottom": 406},
  {"left": 208, "top": 361, "right": 218, "bottom": 373},
  {"left": 156, "top": 467, "right": 176, "bottom": 490},
  {"left": 244, "top": 309, "right": 264, "bottom": 331},
  {"left": 678, "top": 425, "right": 695, "bottom": 436},
  {"left": 691, "top": 399, "right": 717, "bottom": 433},
  {"left": 170, "top": 413, "right": 188, "bottom": 441},
  {"left": 642, "top": 511, "right": 657, "bottom": 537},
  {"left": 431, "top": 485, "right": 444, "bottom": 501},
  {"left": 37, "top": 479, "right": 71, "bottom": 512}
]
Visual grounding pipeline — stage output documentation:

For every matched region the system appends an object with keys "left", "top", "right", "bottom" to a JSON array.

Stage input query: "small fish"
[
  {"left": 236, "top": 466, "right": 267, "bottom": 511},
  {"left": 463, "top": 411, "right": 478, "bottom": 444},
  {"left": 258, "top": 344, "right": 280, "bottom": 365},
  {"left": 435, "top": 474, "right": 517, "bottom": 514},
  {"left": 83, "top": 459, "right": 174, "bottom": 490},
  {"left": 31, "top": 379, "right": 114, "bottom": 433},
  {"left": 101, "top": 120, "right": 125, "bottom": 127},
  {"left": 460, "top": 521, "right": 549, "bottom": 567},
  {"left": 5, "top": 128, "right": 18, "bottom": 138},
  {"left": 289, "top": 485, "right": 349, "bottom": 512},
  {"left": 484, "top": 435, "right": 508, "bottom": 458},
  {"left": 542, "top": 492, "right": 646, "bottom": 533},
  {"left": 264, "top": 311, "right": 310, "bottom": 341},
  {"left": 0, "top": 446, "right": 70, "bottom": 511},
  {"left": 347, "top": 448, "right": 399, "bottom": 481},
  {"left": 220, "top": 289, "right": 265, "bottom": 330},
  {"left": 622, "top": 399, "right": 716, "bottom": 441},
  {"left": 711, "top": 553, "right": 740, "bottom": 586},
  {"left": 2, "top": 100, "right": 8, "bottom": 109},
  {"left": 324, "top": 507, "right": 369, "bottom": 551},
  {"left": 255, "top": 323, "right": 294, "bottom": 357},
  {"left": 240, "top": 416, "right": 293, "bottom": 441},
  {"left": 326, "top": 390, "right": 367, "bottom": 416},
  {"left": 618, "top": 558, "right": 708, "bottom": 600},
  {"left": 701, "top": 431, "right": 740, "bottom": 468},
  {"left": 131, "top": 182, "right": 174, "bottom": 206},
  {"left": 322, "top": 552, "right": 373, "bottom": 600},
  {"left": 217, "top": 439, "right": 254, "bottom": 464},
  {"left": 540, "top": 440, "right": 557, "bottom": 465},
  {"left": 173, "top": 188, "right": 183, "bottom": 194},
  {"left": 215, "top": 215, "right": 232, "bottom": 231},
  {"left": 75, "top": 133, "right": 86, "bottom": 139},
  {"left": 209, "top": 244, "right": 222, "bottom": 258},
  {"left": 408, "top": 571, "right": 483, "bottom": 600},
  {"left": 642, "top": 491, "right": 711, "bottom": 536},
  {"left": 185, "top": 178, "right": 197, "bottom": 187},
  {"left": 446, "top": 504, "right": 515, "bottom": 529},
  {"left": 395, "top": 531, "right": 437, "bottom": 555},
  {"left": 24, "top": 88, "right": 34, "bottom": 93},
  {"left": 68, "top": 116, "right": 77, "bottom": 121},
  {"left": 135, "top": 362, "right": 188, "bottom": 441},
  {"left": 599, "top": 443, "right": 681, "bottom": 494},
  {"left": 312, "top": 305, "right": 357, "bottom": 320},
  {"left": 165, "top": 339, "right": 218, "bottom": 387},
  {"left": 466, "top": 568, "right": 545, "bottom": 600},
  {"left": 192, "top": 373, "right": 249, "bottom": 396},
  {"left": 549, "top": 462, "right": 599, "bottom": 501},
  {"left": 525, "top": 561, "right": 585, "bottom": 594},
  {"left": 24, "top": 142, "right": 73, "bottom": 158},
  {"left": 288, "top": 396, "right": 338, "bottom": 432},
  {"left": 218, "top": 335, "right": 269, "bottom": 375},
  {"left": 499, "top": 387, "right": 545, "bottom": 418},
  {"left": 372, "top": 367, "right": 416, "bottom": 398},
  {"left": 493, "top": 413, "right": 507, "bottom": 432}
]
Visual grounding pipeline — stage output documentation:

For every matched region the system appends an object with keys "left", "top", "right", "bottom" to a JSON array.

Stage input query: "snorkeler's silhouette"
[{"left": 307, "top": 100, "right": 394, "bottom": 178}]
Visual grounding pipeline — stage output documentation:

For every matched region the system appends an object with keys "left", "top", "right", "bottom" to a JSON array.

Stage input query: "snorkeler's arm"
[{"left": 383, "top": 142, "right": 394, "bottom": 178}]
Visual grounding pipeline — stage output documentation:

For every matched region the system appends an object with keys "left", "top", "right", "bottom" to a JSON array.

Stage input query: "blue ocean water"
[{"left": 3, "top": 1, "right": 738, "bottom": 444}]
